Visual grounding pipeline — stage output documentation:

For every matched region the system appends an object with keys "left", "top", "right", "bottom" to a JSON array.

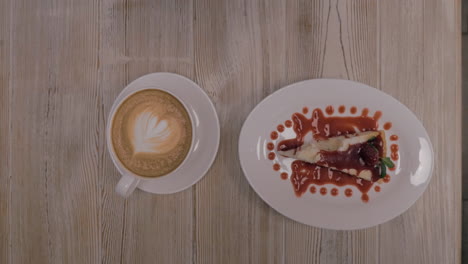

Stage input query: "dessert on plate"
[{"left": 278, "top": 130, "right": 394, "bottom": 181}]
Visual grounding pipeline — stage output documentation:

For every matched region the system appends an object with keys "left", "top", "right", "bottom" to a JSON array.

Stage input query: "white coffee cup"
[{"left": 107, "top": 84, "right": 195, "bottom": 198}]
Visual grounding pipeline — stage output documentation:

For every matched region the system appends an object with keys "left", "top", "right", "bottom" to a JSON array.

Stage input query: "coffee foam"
[
  {"left": 111, "top": 89, "right": 192, "bottom": 178},
  {"left": 130, "top": 108, "right": 182, "bottom": 154}
]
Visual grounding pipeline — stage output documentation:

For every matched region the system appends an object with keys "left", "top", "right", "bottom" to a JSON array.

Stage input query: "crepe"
[{"left": 278, "top": 131, "right": 387, "bottom": 181}]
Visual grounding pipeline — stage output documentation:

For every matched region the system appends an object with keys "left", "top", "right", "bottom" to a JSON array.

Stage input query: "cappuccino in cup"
[{"left": 110, "top": 89, "right": 192, "bottom": 178}]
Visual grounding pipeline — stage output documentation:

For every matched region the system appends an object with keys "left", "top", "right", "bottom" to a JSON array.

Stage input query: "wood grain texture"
[
  {"left": 0, "top": 0, "right": 10, "bottom": 263},
  {"left": 379, "top": 4, "right": 425, "bottom": 262},
  {"left": 463, "top": 34, "right": 468, "bottom": 200},
  {"left": 9, "top": 0, "right": 101, "bottom": 263},
  {"left": 464, "top": 201, "right": 468, "bottom": 261},
  {"left": 1, "top": 0, "right": 461, "bottom": 263},
  {"left": 463, "top": 31, "right": 468, "bottom": 264},
  {"left": 463, "top": 0, "right": 468, "bottom": 34},
  {"left": 99, "top": 1, "right": 128, "bottom": 263},
  {"left": 193, "top": 0, "right": 285, "bottom": 263},
  {"left": 100, "top": 0, "right": 194, "bottom": 263}
]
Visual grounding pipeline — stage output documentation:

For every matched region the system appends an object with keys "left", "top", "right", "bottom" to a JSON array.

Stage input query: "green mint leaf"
[
  {"left": 381, "top": 157, "right": 395, "bottom": 168},
  {"left": 380, "top": 162, "right": 387, "bottom": 178}
]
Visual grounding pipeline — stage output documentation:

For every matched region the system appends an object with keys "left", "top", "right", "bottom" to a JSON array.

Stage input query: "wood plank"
[
  {"left": 463, "top": 201, "right": 468, "bottom": 261},
  {"left": 463, "top": 31, "right": 468, "bottom": 264},
  {"left": 99, "top": 1, "right": 194, "bottom": 263},
  {"left": 284, "top": 0, "right": 379, "bottom": 263},
  {"left": 193, "top": 0, "right": 285, "bottom": 262},
  {"left": 379, "top": 1, "right": 426, "bottom": 263},
  {"left": 9, "top": 0, "right": 101, "bottom": 263},
  {"left": 379, "top": 0, "right": 461, "bottom": 263},
  {"left": 422, "top": 0, "right": 461, "bottom": 262},
  {"left": 99, "top": 1, "right": 128, "bottom": 263},
  {"left": 463, "top": 34, "right": 468, "bottom": 200},
  {"left": 0, "top": 0, "right": 10, "bottom": 263},
  {"left": 463, "top": 0, "right": 468, "bottom": 33}
]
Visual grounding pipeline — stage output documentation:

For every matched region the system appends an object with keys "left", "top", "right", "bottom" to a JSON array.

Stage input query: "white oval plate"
[
  {"left": 113, "top": 73, "right": 220, "bottom": 194},
  {"left": 239, "top": 79, "right": 434, "bottom": 230}
]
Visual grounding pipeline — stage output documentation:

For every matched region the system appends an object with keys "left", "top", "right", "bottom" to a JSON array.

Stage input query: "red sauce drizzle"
[
  {"left": 302, "top": 107, "right": 309, "bottom": 114},
  {"left": 266, "top": 142, "right": 275, "bottom": 151},
  {"left": 277, "top": 108, "right": 385, "bottom": 200},
  {"left": 270, "top": 131, "right": 278, "bottom": 140},
  {"left": 285, "top": 120, "right": 293, "bottom": 128},
  {"left": 320, "top": 187, "right": 327, "bottom": 195},
  {"left": 273, "top": 163, "right": 281, "bottom": 171},
  {"left": 338, "top": 105, "right": 346, "bottom": 113},
  {"left": 345, "top": 188, "right": 353, "bottom": 197},
  {"left": 350, "top": 106, "right": 357, "bottom": 114},
  {"left": 390, "top": 144, "right": 399, "bottom": 161},
  {"left": 389, "top": 167, "right": 396, "bottom": 171},
  {"left": 310, "top": 186, "right": 316, "bottom": 193},
  {"left": 278, "top": 108, "right": 381, "bottom": 147},
  {"left": 277, "top": 124, "right": 285, "bottom": 132},
  {"left": 373, "top": 111, "right": 382, "bottom": 120},
  {"left": 331, "top": 188, "right": 339, "bottom": 196},
  {"left": 390, "top": 135, "right": 398, "bottom": 141},
  {"left": 289, "top": 161, "right": 375, "bottom": 197},
  {"left": 383, "top": 175, "right": 390, "bottom": 183},
  {"left": 361, "top": 108, "right": 369, "bottom": 116},
  {"left": 325, "top": 105, "right": 334, "bottom": 115},
  {"left": 383, "top": 122, "right": 392, "bottom": 130},
  {"left": 361, "top": 193, "right": 369, "bottom": 203},
  {"left": 268, "top": 152, "right": 276, "bottom": 160},
  {"left": 280, "top": 172, "right": 288, "bottom": 180},
  {"left": 374, "top": 185, "right": 381, "bottom": 192}
]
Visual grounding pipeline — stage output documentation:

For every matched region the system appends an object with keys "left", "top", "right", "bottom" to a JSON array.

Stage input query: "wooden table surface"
[{"left": 0, "top": 0, "right": 461, "bottom": 263}]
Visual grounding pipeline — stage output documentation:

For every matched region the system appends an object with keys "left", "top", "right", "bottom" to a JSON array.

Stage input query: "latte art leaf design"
[{"left": 133, "top": 111, "right": 173, "bottom": 154}]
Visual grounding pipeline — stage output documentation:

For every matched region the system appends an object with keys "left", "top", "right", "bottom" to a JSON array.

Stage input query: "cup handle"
[{"left": 116, "top": 174, "right": 140, "bottom": 198}]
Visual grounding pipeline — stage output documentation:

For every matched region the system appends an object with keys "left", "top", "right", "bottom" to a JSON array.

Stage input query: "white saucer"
[
  {"left": 239, "top": 79, "right": 434, "bottom": 230},
  {"left": 113, "top": 73, "right": 220, "bottom": 194}
]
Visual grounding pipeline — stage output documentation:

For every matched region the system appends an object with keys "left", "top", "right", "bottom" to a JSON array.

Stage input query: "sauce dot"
[
  {"left": 374, "top": 185, "right": 381, "bottom": 192},
  {"left": 266, "top": 142, "right": 275, "bottom": 151},
  {"left": 320, "top": 187, "right": 327, "bottom": 195},
  {"left": 390, "top": 144, "right": 399, "bottom": 151},
  {"left": 273, "top": 163, "right": 281, "bottom": 171},
  {"left": 391, "top": 152, "right": 399, "bottom": 161},
  {"left": 338, "top": 105, "right": 345, "bottom": 113},
  {"left": 280, "top": 172, "right": 288, "bottom": 180},
  {"left": 383, "top": 175, "right": 391, "bottom": 183},
  {"left": 310, "top": 186, "right": 316, "bottom": 193},
  {"left": 389, "top": 166, "right": 396, "bottom": 171},
  {"left": 373, "top": 111, "right": 382, "bottom": 120},
  {"left": 268, "top": 152, "right": 276, "bottom": 160},
  {"left": 350, "top": 106, "right": 357, "bottom": 114},
  {"left": 383, "top": 122, "right": 392, "bottom": 130},
  {"left": 302, "top": 107, "right": 309, "bottom": 114},
  {"left": 361, "top": 193, "right": 369, "bottom": 203},
  {"left": 331, "top": 188, "right": 338, "bottom": 196},
  {"left": 345, "top": 188, "right": 353, "bottom": 197},
  {"left": 285, "top": 120, "right": 293, "bottom": 128},
  {"left": 390, "top": 135, "right": 399, "bottom": 141},
  {"left": 325, "top": 105, "right": 334, "bottom": 115},
  {"left": 270, "top": 131, "right": 278, "bottom": 140},
  {"left": 361, "top": 108, "right": 369, "bottom": 116},
  {"left": 277, "top": 124, "right": 285, "bottom": 132}
]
